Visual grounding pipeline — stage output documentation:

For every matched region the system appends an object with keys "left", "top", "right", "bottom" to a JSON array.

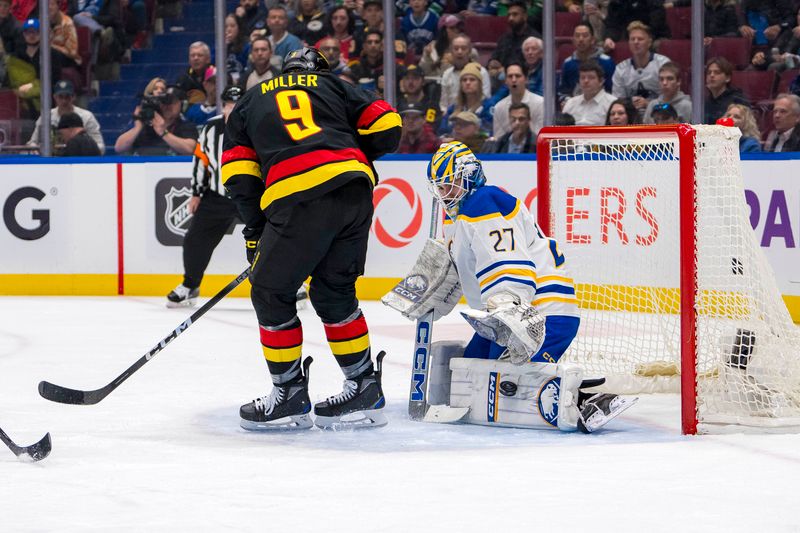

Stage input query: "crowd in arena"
[{"left": 1, "top": 0, "right": 800, "bottom": 154}]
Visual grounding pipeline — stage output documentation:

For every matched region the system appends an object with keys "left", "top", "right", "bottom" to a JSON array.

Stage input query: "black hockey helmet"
[
  {"left": 221, "top": 85, "right": 244, "bottom": 103},
  {"left": 282, "top": 47, "right": 330, "bottom": 74}
]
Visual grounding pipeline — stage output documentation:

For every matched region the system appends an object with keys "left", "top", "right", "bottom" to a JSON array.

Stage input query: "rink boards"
[{"left": 0, "top": 154, "right": 798, "bottom": 321}]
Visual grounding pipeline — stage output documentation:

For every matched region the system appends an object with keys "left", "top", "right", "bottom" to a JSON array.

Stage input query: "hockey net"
[{"left": 536, "top": 124, "right": 800, "bottom": 434}]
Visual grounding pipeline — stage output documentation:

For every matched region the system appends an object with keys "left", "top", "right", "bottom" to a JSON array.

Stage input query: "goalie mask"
[{"left": 427, "top": 141, "right": 485, "bottom": 217}]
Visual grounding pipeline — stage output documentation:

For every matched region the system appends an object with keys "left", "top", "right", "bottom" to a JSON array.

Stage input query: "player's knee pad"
[
  {"left": 427, "top": 340, "right": 467, "bottom": 406},
  {"left": 449, "top": 358, "right": 583, "bottom": 432}
]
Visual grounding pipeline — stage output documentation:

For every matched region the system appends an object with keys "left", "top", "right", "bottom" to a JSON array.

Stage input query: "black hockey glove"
[{"left": 246, "top": 239, "right": 259, "bottom": 265}]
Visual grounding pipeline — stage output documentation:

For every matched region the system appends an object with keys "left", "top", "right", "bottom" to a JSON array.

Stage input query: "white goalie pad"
[
  {"left": 381, "top": 239, "right": 462, "bottom": 321},
  {"left": 460, "top": 293, "right": 546, "bottom": 364},
  {"left": 449, "top": 358, "right": 583, "bottom": 431}
]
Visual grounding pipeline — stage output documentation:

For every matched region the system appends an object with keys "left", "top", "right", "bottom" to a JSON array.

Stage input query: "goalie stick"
[
  {"left": 38, "top": 268, "right": 251, "bottom": 406},
  {"left": 0, "top": 426, "right": 51, "bottom": 461}
]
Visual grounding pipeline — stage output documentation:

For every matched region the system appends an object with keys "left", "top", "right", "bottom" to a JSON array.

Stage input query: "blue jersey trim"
[
  {"left": 536, "top": 285, "right": 576, "bottom": 295},
  {"left": 476, "top": 260, "right": 537, "bottom": 279},
  {"left": 459, "top": 186, "right": 518, "bottom": 219}
]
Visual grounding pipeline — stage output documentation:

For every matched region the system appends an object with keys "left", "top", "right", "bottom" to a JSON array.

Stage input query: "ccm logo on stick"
[
  {"left": 411, "top": 320, "right": 430, "bottom": 401},
  {"left": 2, "top": 187, "right": 50, "bottom": 240}
]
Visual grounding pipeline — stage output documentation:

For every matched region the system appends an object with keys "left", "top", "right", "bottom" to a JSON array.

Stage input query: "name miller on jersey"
[{"left": 261, "top": 74, "right": 319, "bottom": 94}]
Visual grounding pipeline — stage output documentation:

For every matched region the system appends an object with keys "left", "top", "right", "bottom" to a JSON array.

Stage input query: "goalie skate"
[
  {"left": 577, "top": 392, "right": 638, "bottom": 434},
  {"left": 240, "top": 358, "right": 313, "bottom": 431},
  {"left": 166, "top": 284, "right": 199, "bottom": 308},
  {"left": 313, "top": 351, "right": 387, "bottom": 430}
]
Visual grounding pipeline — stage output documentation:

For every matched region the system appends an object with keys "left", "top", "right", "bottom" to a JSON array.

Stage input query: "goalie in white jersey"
[{"left": 384, "top": 141, "right": 636, "bottom": 432}]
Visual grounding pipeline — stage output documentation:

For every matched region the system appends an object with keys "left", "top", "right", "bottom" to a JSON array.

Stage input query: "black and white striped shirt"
[{"left": 191, "top": 114, "right": 225, "bottom": 196}]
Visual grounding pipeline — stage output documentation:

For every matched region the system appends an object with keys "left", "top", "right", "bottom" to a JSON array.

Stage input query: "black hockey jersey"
[{"left": 221, "top": 72, "right": 401, "bottom": 237}]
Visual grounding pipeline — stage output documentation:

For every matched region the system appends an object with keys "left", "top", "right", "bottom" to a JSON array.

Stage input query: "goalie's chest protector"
[{"left": 443, "top": 186, "right": 578, "bottom": 317}]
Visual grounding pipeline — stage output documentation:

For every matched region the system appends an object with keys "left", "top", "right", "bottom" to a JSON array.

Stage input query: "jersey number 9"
[{"left": 276, "top": 90, "right": 322, "bottom": 141}]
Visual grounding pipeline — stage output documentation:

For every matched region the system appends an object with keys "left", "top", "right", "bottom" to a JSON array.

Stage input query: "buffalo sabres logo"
[
  {"left": 537, "top": 377, "right": 561, "bottom": 427},
  {"left": 392, "top": 274, "right": 428, "bottom": 303},
  {"left": 164, "top": 186, "right": 193, "bottom": 236}
]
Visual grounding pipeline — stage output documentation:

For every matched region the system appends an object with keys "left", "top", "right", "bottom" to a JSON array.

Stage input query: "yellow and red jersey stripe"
[
  {"left": 221, "top": 145, "right": 261, "bottom": 184},
  {"left": 356, "top": 100, "right": 401, "bottom": 136}
]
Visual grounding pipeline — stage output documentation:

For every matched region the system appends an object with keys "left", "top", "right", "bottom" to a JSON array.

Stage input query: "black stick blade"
[
  {"left": 38, "top": 380, "right": 97, "bottom": 405},
  {"left": 24, "top": 432, "right": 52, "bottom": 462}
]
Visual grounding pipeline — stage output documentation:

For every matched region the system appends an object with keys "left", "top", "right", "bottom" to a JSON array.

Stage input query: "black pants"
[
  {"left": 182, "top": 192, "right": 240, "bottom": 289},
  {"left": 250, "top": 178, "right": 373, "bottom": 327}
]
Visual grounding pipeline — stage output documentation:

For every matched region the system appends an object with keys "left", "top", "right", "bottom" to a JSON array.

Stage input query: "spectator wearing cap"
[
  {"left": 398, "top": 64, "right": 440, "bottom": 128},
  {"left": 723, "top": 103, "right": 763, "bottom": 153},
  {"left": 491, "top": 0, "right": 540, "bottom": 67},
  {"left": 650, "top": 102, "right": 679, "bottom": 125},
  {"left": 439, "top": 61, "right": 493, "bottom": 135},
  {"left": 27, "top": 79, "right": 104, "bottom": 152},
  {"left": 241, "top": 36, "right": 280, "bottom": 91},
  {"left": 398, "top": 101, "right": 440, "bottom": 153},
  {"left": 559, "top": 22, "right": 615, "bottom": 101},
  {"left": 492, "top": 61, "right": 543, "bottom": 139},
  {"left": 268, "top": 6, "right": 303, "bottom": 69},
  {"left": 290, "top": 0, "right": 326, "bottom": 45},
  {"left": 316, "top": 36, "right": 349, "bottom": 75},
  {"left": 13, "top": 19, "right": 65, "bottom": 103},
  {"left": 704, "top": 56, "right": 749, "bottom": 124},
  {"left": 420, "top": 13, "right": 469, "bottom": 78},
  {"left": 176, "top": 41, "right": 212, "bottom": 104},
  {"left": 401, "top": 0, "right": 439, "bottom": 56},
  {"left": 0, "top": 0, "right": 20, "bottom": 56},
  {"left": 234, "top": 0, "right": 267, "bottom": 34},
  {"left": 489, "top": 102, "right": 535, "bottom": 154},
  {"left": 562, "top": 60, "right": 616, "bottom": 125},
  {"left": 643, "top": 62, "right": 691, "bottom": 124},
  {"left": 442, "top": 110, "right": 488, "bottom": 153},
  {"left": 440, "top": 35, "right": 490, "bottom": 112},
  {"left": 764, "top": 94, "right": 800, "bottom": 152},
  {"left": 322, "top": 6, "right": 356, "bottom": 61},
  {"left": 115, "top": 86, "right": 198, "bottom": 156},
  {"left": 603, "top": 0, "right": 670, "bottom": 52},
  {"left": 47, "top": 0, "right": 80, "bottom": 68},
  {"left": 186, "top": 66, "right": 219, "bottom": 127},
  {"left": 56, "top": 112, "right": 100, "bottom": 156},
  {"left": 611, "top": 21, "right": 671, "bottom": 115}
]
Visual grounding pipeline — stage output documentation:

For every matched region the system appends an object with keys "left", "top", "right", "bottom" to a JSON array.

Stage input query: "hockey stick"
[
  {"left": 0, "top": 426, "right": 51, "bottom": 461},
  {"left": 38, "top": 268, "right": 251, "bottom": 405},
  {"left": 408, "top": 198, "right": 441, "bottom": 421}
]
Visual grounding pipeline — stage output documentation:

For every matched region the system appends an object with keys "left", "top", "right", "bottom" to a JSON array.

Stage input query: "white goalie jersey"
[{"left": 443, "top": 185, "right": 579, "bottom": 319}]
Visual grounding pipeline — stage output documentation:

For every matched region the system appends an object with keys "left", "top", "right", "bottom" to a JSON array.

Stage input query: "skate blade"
[
  {"left": 314, "top": 409, "right": 387, "bottom": 431},
  {"left": 166, "top": 298, "right": 197, "bottom": 309},
  {"left": 583, "top": 396, "right": 639, "bottom": 433},
  {"left": 422, "top": 405, "right": 470, "bottom": 424},
  {"left": 240, "top": 414, "right": 313, "bottom": 431}
]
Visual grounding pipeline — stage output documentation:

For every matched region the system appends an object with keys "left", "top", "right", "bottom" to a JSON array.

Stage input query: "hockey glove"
[{"left": 245, "top": 239, "right": 259, "bottom": 265}]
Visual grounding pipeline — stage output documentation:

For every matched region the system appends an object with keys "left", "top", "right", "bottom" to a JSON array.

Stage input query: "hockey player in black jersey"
[{"left": 221, "top": 47, "right": 401, "bottom": 430}]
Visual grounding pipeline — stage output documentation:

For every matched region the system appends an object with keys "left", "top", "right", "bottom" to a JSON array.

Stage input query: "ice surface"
[{"left": 1, "top": 296, "right": 799, "bottom": 532}]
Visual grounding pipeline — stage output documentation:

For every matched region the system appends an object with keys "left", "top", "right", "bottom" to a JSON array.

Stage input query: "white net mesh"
[{"left": 543, "top": 125, "right": 800, "bottom": 433}]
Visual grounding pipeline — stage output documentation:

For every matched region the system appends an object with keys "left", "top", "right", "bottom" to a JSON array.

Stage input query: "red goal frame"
[{"left": 536, "top": 125, "right": 700, "bottom": 434}]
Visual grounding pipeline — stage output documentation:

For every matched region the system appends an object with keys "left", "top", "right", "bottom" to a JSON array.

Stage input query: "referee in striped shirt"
[{"left": 166, "top": 86, "right": 243, "bottom": 307}]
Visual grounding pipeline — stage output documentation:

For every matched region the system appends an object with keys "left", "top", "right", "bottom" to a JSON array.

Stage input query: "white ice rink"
[{"left": 1, "top": 295, "right": 799, "bottom": 532}]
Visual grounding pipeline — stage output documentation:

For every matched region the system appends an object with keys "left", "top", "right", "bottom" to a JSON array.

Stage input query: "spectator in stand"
[
  {"left": 559, "top": 22, "right": 615, "bottom": 101},
  {"left": 48, "top": 0, "right": 80, "bottom": 69},
  {"left": 492, "top": 61, "right": 543, "bottom": 139},
  {"left": 489, "top": 102, "right": 535, "bottom": 153},
  {"left": 71, "top": 0, "right": 105, "bottom": 35},
  {"left": 486, "top": 58, "right": 505, "bottom": 96},
  {"left": 12, "top": 18, "right": 65, "bottom": 117},
  {"left": 114, "top": 86, "right": 198, "bottom": 156},
  {"left": 442, "top": 110, "right": 488, "bottom": 153},
  {"left": 322, "top": 6, "right": 356, "bottom": 61},
  {"left": 249, "top": 20, "right": 267, "bottom": 42},
  {"left": 420, "top": 13, "right": 468, "bottom": 78},
  {"left": 241, "top": 36, "right": 280, "bottom": 90},
  {"left": 723, "top": 103, "right": 763, "bottom": 152},
  {"left": 642, "top": 62, "right": 691, "bottom": 124},
  {"left": 176, "top": 42, "right": 212, "bottom": 104},
  {"left": 521, "top": 36, "right": 543, "bottom": 96},
  {"left": 235, "top": 0, "right": 267, "bottom": 34},
  {"left": 612, "top": 21, "right": 670, "bottom": 116},
  {"left": 27, "top": 79, "right": 104, "bottom": 152},
  {"left": 186, "top": 66, "right": 218, "bottom": 127},
  {"left": 605, "top": 97, "right": 638, "bottom": 125},
  {"left": 56, "top": 112, "right": 100, "bottom": 156},
  {"left": 0, "top": 0, "right": 19, "bottom": 56},
  {"left": 491, "top": 0, "right": 539, "bottom": 67},
  {"left": 401, "top": 0, "right": 439, "bottom": 57},
  {"left": 764, "top": 94, "right": 800, "bottom": 152},
  {"left": 440, "top": 35, "right": 490, "bottom": 112},
  {"left": 397, "top": 101, "right": 440, "bottom": 153},
  {"left": 562, "top": 60, "right": 616, "bottom": 125},
  {"left": 317, "top": 37, "right": 349, "bottom": 75},
  {"left": 267, "top": 6, "right": 302, "bottom": 69},
  {"left": 664, "top": 0, "right": 739, "bottom": 42},
  {"left": 704, "top": 56, "right": 749, "bottom": 124},
  {"left": 349, "top": 29, "right": 386, "bottom": 88},
  {"left": 290, "top": 0, "right": 326, "bottom": 45},
  {"left": 354, "top": 0, "right": 408, "bottom": 65},
  {"left": 396, "top": 0, "right": 446, "bottom": 17},
  {"left": 225, "top": 13, "right": 250, "bottom": 87},
  {"left": 603, "top": 0, "right": 670, "bottom": 52},
  {"left": 398, "top": 64, "right": 440, "bottom": 129},
  {"left": 650, "top": 102, "right": 680, "bottom": 124},
  {"left": 737, "top": 0, "right": 796, "bottom": 47},
  {"left": 440, "top": 61, "right": 493, "bottom": 135},
  {"left": 766, "top": 6, "right": 800, "bottom": 73}
]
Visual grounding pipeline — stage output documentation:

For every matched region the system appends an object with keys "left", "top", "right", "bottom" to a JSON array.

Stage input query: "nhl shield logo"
[
  {"left": 164, "top": 186, "right": 193, "bottom": 237},
  {"left": 155, "top": 178, "right": 193, "bottom": 246},
  {"left": 537, "top": 377, "right": 561, "bottom": 427}
]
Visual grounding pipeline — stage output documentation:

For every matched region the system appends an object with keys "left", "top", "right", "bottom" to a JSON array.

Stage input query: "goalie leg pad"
[
  {"left": 449, "top": 358, "right": 583, "bottom": 431},
  {"left": 381, "top": 239, "right": 462, "bottom": 321},
  {"left": 427, "top": 340, "right": 467, "bottom": 406}
]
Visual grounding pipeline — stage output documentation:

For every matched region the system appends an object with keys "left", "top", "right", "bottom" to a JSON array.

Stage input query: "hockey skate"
[
  {"left": 166, "top": 284, "right": 199, "bottom": 308},
  {"left": 577, "top": 391, "right": 638, "bottom": 433},
  {"left": 240, "top": 358, "right": 313, "bottom": 431},
  {"left": 314, "top": 351, "right": 387, "bottom": 430}
]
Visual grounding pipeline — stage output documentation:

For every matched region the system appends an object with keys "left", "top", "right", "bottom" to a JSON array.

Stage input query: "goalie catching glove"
[
  {"left": 460, "top": 292, "right": 545, "bottom": 364},
  {"left": 382, "top": 239, "right": 462, "bottom": 321}
]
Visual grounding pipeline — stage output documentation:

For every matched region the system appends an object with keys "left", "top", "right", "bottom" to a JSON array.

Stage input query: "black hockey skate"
[
  {"left": 166, "top": 284, "right": 199, "bottom": 308},
  {"left": 240, "top": 358, "right": 313, "bottom": 431},
  {"left": 313, "top": 351, "right": 387, "bottom": 430},
  {"left": 577, "top": 390, "right": 638, "bottom": 434}
]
